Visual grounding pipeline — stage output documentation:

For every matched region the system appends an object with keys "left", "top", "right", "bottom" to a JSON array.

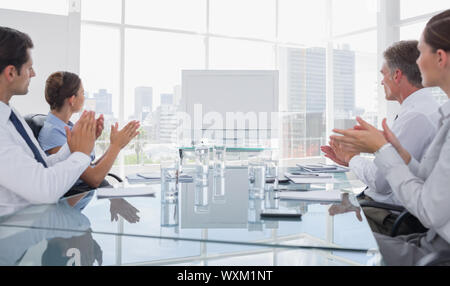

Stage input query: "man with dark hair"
[
  {"left": 0, "top": 26, "right": 97, "bottom": 207},
  {"left": 321, "top": 40, "right": 440, "bottom": 235},
  {"left": 0, "top": 27, "right": 34, "bottom": 78}
]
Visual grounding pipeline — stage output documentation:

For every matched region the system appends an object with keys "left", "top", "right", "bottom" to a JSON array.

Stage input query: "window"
[
  {"left": 278, "top": 45, "right": 328, "bottom": 158},
  {"left": 334, "top": 31, "right": 378, "bottom": 127},
  {"left": 80, "top": 24, "right": 121, "bottom": 160},
  {"left": 124, "top": 29, "right": 204, "bottom": 163},
  {"left": 400, "top": 21, "right": 427, "bottom": 41},
  {"left": 125, "top": 0, "right": 206, "bottom": 32},
  {"left": 332, "top": 0, "right": 377, "bottom": 36},
  {"left": 209, "top": 37, "right": 275, "bottom": 69},
  {"left": 81, "top": 0, "right": 122, "bottom": 23},
  {"left": 77, "top": 0, "right": 448, "bottom": 166},
  {"left": 278, "top": 0, "right": 327, "bottom": 44},
  {"left": 0, "top": 0, "right": 69, "bottom": 15},
  {"left": 400, "top": 0, "right": 449, "bottom": 20},
  {"left": 210, "top": 0, "right": 276, "bottom": 40}
]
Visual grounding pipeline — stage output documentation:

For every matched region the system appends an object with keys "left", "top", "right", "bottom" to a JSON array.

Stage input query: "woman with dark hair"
[
  {"left": 38, "top": 71, "right": 140, "bottom": 189},
  {"left": 330, "top": 10, "right": 450, "bottom": 265}
]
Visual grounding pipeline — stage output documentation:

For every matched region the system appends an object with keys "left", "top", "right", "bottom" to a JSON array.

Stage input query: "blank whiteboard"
[{"left": 181, "top": 70, "right": 279, "bottom": 128}]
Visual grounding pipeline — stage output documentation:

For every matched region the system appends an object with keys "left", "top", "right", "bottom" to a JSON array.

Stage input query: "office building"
[
  {"left": 279, "top": 47, "right": 355, "bottom": 158},
  {"left": 149, "top": 93, "right": 178, "bottom": 143},
  {"left": 93, "top": 89, "right": 113, "bottom": 116},
  {"left": 134, "top": 86, "right": 153, "bottom": 121},
  {"left": 160, "top": 93, "right": 174, "bottom": 105}
]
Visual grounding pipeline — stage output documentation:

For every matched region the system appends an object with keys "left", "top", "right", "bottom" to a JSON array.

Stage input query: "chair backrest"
[{"left": 24, "top": 114, "right": 47, "bottom": 139}]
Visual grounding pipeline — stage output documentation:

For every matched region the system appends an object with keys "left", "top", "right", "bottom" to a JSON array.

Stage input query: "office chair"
[
  {"left": 358, "top": 200, "right": 428, "bottom": 237},
  {"left": 359, "top": 200, "right": 450, "bottom": 266},
  {"left": 416, "top": 250, "right": 450, "bottom": 266},
  {"left": 23, "top": 113, "right": 123, "bottom": 187}
]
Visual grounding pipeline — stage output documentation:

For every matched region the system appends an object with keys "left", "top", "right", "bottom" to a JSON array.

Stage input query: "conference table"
[{"left": 0, "top": 166, "right": 383, "bottom": 266}]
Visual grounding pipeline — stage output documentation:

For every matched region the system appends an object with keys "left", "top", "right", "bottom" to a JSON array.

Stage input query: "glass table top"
[
  {"left": 0, "top": 167, "right": 381, "bottom": 266},
  {"left": 0, "top": 223, "right": 381, "bottom": 266}
]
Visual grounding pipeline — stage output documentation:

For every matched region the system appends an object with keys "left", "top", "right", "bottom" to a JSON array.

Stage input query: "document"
[
  {"left": 285, "top": 173, "right": 340, "bottom": 184},
  {"left": 126, "top": 173, "right": 160, "bottom": 184},
  {"left": 296, "top": 163, "right": 349, "bottom": 173},
  {"left": 137, "top": 172, "right": 160, "bottom": 179},
  {"left": 278, "top": 190, "right": 342, "bottom": 202},
  {"left": 285, "top": 172, "right": 332, "bottom": 178},
  {"left": 97, "top": 187, "right": 156, "bottom": 198}
]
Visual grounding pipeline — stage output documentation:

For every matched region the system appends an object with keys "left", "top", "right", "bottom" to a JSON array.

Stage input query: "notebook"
[
  {"left": 284, "top": 173, "right": 339, "bottom": 184},
  {"left": 278, "top": 190, "right": 342, "bottom": 202},
  {"left": 297, "top": 163, "right": 349, "bottom": 173},
  {"left": 126, "top": 173, "right": 160, "bottom": 184},
  {"left": 97, "top": 187, "right": 156, "bottom": 198}
]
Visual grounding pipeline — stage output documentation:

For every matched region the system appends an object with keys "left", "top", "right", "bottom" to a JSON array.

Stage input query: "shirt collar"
[
  {"left": 46, "top": 112, "right": 74, "bottom": 129},
  {"left": 401, "top": 88, "right": 433, "bottom": 109},
  {"left": 0, "top": 101, "right": 12, "bottom": 124}
]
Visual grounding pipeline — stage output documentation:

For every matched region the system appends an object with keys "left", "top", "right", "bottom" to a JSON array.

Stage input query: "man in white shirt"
[
  {"left": 0, "top": 26, "right": 97, "bottom": 209},
  {"left": 321, "top": 40, "right": 440, "bottom": 235}
]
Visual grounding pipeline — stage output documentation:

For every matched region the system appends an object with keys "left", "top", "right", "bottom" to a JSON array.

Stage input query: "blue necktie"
[{"left": 9, "top": 111, "right": 48, "bottom": 168}]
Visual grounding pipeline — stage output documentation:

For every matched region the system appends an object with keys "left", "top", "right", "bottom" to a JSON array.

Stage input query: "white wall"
[{"left": 0, "top": 8, "right": 80, "bottom": 115}]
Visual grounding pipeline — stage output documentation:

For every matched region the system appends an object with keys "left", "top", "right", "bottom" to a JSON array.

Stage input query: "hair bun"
[{"left": 45, "top": 71, "right": 81, "bottom": 111}]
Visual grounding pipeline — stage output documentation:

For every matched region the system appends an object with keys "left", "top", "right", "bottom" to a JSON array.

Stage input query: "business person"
[
  {"left": 0, "top": 26, "right": 97, "bottom": 208},
  {"left": 321, "top": 40, "right": 440, "bottom": 235},
  {"left": 330, "top": 9, "right": 450, "bottom": 265},
  {"left": 38, "top": 71, "right": 140, "bottom": 189}
]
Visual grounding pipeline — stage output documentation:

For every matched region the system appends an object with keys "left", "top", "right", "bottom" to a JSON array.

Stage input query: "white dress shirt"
[
  {"left": 349, "top": 88, "right": 440, "bottom": 204},
  {"left": 374, "top": 99, "right": 450, "bottom": 243},
  {"left": 0, "top": 101, "right": 91, "bottom": 208}
]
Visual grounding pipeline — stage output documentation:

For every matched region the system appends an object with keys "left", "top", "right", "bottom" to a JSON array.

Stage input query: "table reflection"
[
  {"left": 328, "top": 193, "right": 363, "bottom": 222},
  {"left": 0, "top": 192, "right": 97, "bottom": 265}
]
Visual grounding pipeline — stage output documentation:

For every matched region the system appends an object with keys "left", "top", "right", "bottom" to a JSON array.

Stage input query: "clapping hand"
[
  {"left": 330, "top": 117, "right": 388, "bottom": 154},
  {"left": 110, "top": 121, "right": 140, "bottom": 150},
  {"left": 66, "top": 111, "right": 96, "bottom": 156},
  {"left": 380, "top": 118, "right": 411, "bottom": 164},
  {"left": 95, "top": 114, "right": 104, "bottom": 139},
  {"left": 321, "top": 139, "right": 359, "bottom": 167}
]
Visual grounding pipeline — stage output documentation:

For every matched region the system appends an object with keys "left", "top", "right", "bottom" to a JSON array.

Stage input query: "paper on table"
[
  {"left": 278, "top": 190, "right": 342, "bottom": 202},
  {"left": 126, "top": 174, "right": 159, "bottom": 184},
  {"left": 286, "top": 175, "right": 340, "bottom": 184},
  {"left": 97, "top": 187, "right": 156, "bottom": 198},
  {"left": 296, "top": 163, "right": 349, "bottom": 173},
  {"left": 285, "top": 172, "right": 332, "bottom": 178},
  {"left": 137, "top": 172, "right": 160, "bottom": 179}
]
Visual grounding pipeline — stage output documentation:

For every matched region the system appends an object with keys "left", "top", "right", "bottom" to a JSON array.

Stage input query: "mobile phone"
[
  {"left": 260, "top": 209, "right": 302, "bottom": 219},
  {"left": 277, "top": 178, "right": 290, "bottom": 184}
]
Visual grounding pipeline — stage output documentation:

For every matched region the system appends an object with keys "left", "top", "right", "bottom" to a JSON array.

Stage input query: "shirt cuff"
[
  {"left": 375, "top": 143, "right": 392, "bottom": 155},
  {"left": 59, "top": 143, "right": 71, "bottom": 158},
  {"left": 374, "top": 144, "right": 405, "bottom": 172},
  {"left": 348, "top": 155, "right": 363, "bottom": 169},
  {"left": 68, "top": 151, "right": 92, "bottom": 167},
  {"left": 408, "top": 157, "right": 420, "bottom": 176}
]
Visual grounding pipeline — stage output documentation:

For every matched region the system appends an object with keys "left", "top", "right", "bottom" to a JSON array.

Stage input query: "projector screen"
[
  {"left": 180, "top": 70, "right": 279, "bottom": 145},
  {"left": 181, "top": 70, "right": 279, "bottom": 124}
]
